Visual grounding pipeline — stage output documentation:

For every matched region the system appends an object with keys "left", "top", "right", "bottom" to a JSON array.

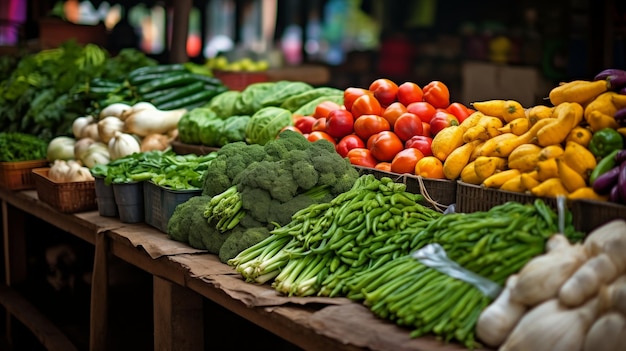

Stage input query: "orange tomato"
[
  {"left": 406, "top": 101, "right": 437, "bottom": 124},
  {"left": 343, "top": 87, "right": 372, "bottom": 111},
  {"left": 422, "top": 81, "right": 450, "bottom": 109},
  {"left": 391, "top": 147, "right": 424, "bottom": 174},
  {"left": 415, "top": 156, "right": 445, "bottom": 179},
  {"left": 307, "top": 131, "right": 336, "bottom": 145},
  {"left": 367, "top": 131, "right": 404, "bottom": 162},
  {"left": 397, "top": 82, "right": 423, "bottom": 106},
  {"left": 346, "top": 148, "right": 378, "bottom": 168},
  {"left": 369, "top": 78, "right": 399, "bottom": 106},
  {"left": 382, "top": 102, "right": 408, "bottom": 127},
  {"left": 313, "top": 100, "right": 342, "bottom": 119},
  {"left": 353, "top": 114, "right": 391, "bottom": 141},
  {"left": 351, "top": 93, "right": 383, "bottom": 118}
]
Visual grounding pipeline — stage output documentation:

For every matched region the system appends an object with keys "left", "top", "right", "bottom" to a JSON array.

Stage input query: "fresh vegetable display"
[
  {"left": 477, "top": 219, "right": 626, "bottom": 351},
  {"left": 167, "top": 130, "right": 360, "bottom": 262},
  {"left": 0, "top": 40, "right": 156, "bottom": 141},
  {"left": 90, "top": 150, "right": 216, "bottom": 189},
  {"left": 0, "top": 132, "right": 48, "bottom": 162}
]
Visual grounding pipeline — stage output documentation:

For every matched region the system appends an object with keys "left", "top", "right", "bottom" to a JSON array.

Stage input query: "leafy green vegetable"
[
  {"left": 0, "top": 132, "right": 48, "bottom": 162},
  {"left": 245, "top": 106, "right": 293, "bottom": 145}
]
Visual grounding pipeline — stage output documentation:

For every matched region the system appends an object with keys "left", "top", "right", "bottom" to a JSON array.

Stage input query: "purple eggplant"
[
  {"left": 593, "top": 165, "right": 621, "bottom": 195},
  {"left": 620, "top": 86, "right": 626, "bottom": 95},
  {"left": 595, "top": 68, "right": 626, "bottom": 81},
  {"left": 609, "top": 183, "right": 622, "bottom": 203},
  {"left": 615, "top": 107, "right": 626, "bottom": 126},
  {"left": 619, "top": 160, "right": 626, "bottom": 201},
  {"left": 607, "top": 74, "right": 626, "bottom": 91},
  {"left": 616, "top": 149, "right": 626, "bottom": 165}
]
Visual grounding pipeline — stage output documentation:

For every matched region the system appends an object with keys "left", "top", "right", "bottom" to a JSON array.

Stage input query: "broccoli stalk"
[{"left": 202, "top": 185, "right": 245, "bottom": 232}]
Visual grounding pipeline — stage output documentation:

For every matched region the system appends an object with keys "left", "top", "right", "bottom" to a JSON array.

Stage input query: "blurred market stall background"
[{"left": 1, "top": 0, "right": 625, "bottom": 106}]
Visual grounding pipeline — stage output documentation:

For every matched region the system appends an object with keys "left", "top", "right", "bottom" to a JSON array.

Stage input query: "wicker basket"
[
  {"left": 32, "top": 168, "right": 97, "bottom": 213},
  {"left": 0, "top": 159, "right": 49, "bottom": 190},
  {"left": 570, "top": 199, "right": 626, "bottom": 233},
  {"left": 213, "top": 70, "right": 269, "bottom": 91},
  {"left": 455, "top": 181, "right": 558, "bottom": 213}
]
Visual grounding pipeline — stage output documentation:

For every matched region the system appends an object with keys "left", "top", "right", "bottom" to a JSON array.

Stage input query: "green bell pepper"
[{"left": 588, "top": 128, "right": 624, "bottom": 158}]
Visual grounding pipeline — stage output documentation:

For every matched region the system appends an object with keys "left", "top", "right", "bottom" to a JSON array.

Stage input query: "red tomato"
[
  {"left": 343, "top": 87, "right": 372, "bottom": 111},
  {"left": 382, "top": 102, "right": 408, "bottom": 128},
  {"left": 307, "top": 131, "right": 336, "bottom": 145},
  {"left": 346, "top": 148, "right": 378, "bottom": 168},
  {"left": 369, "top": 78, "right": 399, "bottom": 106},
  {"left": 351, "top": 93, "right": 383, "bottom": 118},
  {"left": 367, "top": 131, "right": 404, "bottom": 162},
  {"left": 393, "top": 112, "right": 424, "bottom": 142},
  {"left": 313, "top": 100, "right": 342, "bottom": 119},
  {"left": 312, "top": 117, "right": 327, "bottom": 132},
  {"left": 447, "top": 102, "right": 471, "bottom": 123},
  {"left": 335, "top": 134, "right": 365, "bottom": 158},
  {"left": 422, "top": 81, "right": 450, "bottom": 109},
  {"left": 375, "top": 162, "right": 392, "bottom": 172},
  {"left": 429, "top": 111, "right": 459, "bottom": 136},
  {"left": 422, "top": 122, "right": 432, "bottom": 138},
  {"left": 397, "top": 82, "right": 423, "bottom": 106},
  {"left": 325, "top": 109, "right": 354, "bottom": 139},
  {"left": 406, "top": 101, "right": 437, "bottom": 124},
  {"left": 391, "top": 147, "right": 425, "bottom": 174},
  {"left": 353, "top": 114, "right": 391, "bottom": 141},
  {"left": 294, "top": 116, "right": 317, "bottom": 134},
  {"left": 404, "top": 135, "right": 433, "bottom": 157}
]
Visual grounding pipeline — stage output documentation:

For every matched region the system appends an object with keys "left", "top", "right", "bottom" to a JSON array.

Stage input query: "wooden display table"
[{"left": 0, "top": 188, "right": 484, "bottom": 351}]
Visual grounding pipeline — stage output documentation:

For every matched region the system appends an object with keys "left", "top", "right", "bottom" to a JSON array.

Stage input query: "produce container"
[
  {"left": 112, "top": 182, "right": 144, "bottom": 223},
  {"left": 94, "top": 176, "right": 118, "bottom": 217},
  {"left": 455, "top": 181, "right": 558, "bottom": 213},
  {"left": 31, "top": 168, "right": 97, "bottom": 213},
  {"left": 143, "top": 181, "right": 201, "bottom": 233},
  {"left": 404, "top": 175, "right": 457, "bottom": 211},
  {"left": 212, "top": 70, "right": 268, "bottom": 91},
  {"left": 570, "top": 199, "right": 626, "bottom": 233},
  {"left": 170, "top": 140, "right": 219, "bottom": 156},
  {"left": 0, "top": 159, "right": 49, "bottom": 190}
]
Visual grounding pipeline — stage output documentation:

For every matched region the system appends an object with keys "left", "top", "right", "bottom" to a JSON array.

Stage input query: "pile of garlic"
[{"left": 476, "top": 219, "right": 626, "bottom": 351}]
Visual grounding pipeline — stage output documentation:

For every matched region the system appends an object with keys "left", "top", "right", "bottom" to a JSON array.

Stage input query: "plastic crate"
[
  {"left": 32, "top": 168, "right": 97, "bottom": 213},
  {"left": 112, "top": 182, "right": 144, "bottom": 223},
  {"left": 143, "top": 181, "right": 201, "bottom": 233},
  {"left": 94, "top": 176, "right": 118, "bottom": 217},
  {"left": 0, "top": 160, "right": 49, "bottom": 190}
]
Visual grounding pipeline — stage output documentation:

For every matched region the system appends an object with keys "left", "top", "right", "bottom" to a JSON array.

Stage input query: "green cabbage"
[{"left": 245, "top": 107, "right": 293, "bottom": 145}]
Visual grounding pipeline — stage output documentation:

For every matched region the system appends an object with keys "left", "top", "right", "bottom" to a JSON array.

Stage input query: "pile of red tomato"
[{"left": 289, "top": 78, "right": 473, "bottom": 176}]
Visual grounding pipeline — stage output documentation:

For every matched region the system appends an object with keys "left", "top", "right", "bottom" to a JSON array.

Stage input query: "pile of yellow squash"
[{"left": 431, "top": 77, "right": 626, "bottom": 201}]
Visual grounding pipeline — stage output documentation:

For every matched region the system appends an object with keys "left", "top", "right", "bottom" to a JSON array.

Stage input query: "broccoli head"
[
  {"left": 218, "top": 226, "right": 271, "bottom": 264},
  {"left": 167, "top": 195, "right": 212, "bottom": 243},
  {"left": 239, "top": 186, "right": 273, "bottom": 223},
  {"left": 201, "top": 141, "right": 266, "bottom": 196},
  {"left": 267, "top": 193, "right": 317, "bottom": 226}
]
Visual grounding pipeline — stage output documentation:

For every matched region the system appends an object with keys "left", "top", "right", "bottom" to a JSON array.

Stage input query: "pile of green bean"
[
  {"left": 343, "top": 199, "right": 584, "bottom": 348},
  {"left": 228, "top": 174, "right": 442, "bottom": 296}
]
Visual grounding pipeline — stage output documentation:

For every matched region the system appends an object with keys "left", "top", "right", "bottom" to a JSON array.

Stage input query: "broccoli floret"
[
  {"left": 218, "top": 226, "right": 271, "bottom": 264},
  {"left": 267, "top": 193, "right": 317, "bottom": 226},
  {"left": 201, "top": 142, "right": 267, "bottom": 196},
  {"left": 292, "top": 159, "right": 319, "bottom": 190},
  {"left": 167, "top": 195, "right": 212, "bottom": 243},
  {"left": 239, "top": 186, "right": 273, "bottom": 223},
  {"left": 238, "top": 213, "right": 264, "bottom": 229},
  {"left": 275, "top": 129, "right": 311, "bottom": 152}
]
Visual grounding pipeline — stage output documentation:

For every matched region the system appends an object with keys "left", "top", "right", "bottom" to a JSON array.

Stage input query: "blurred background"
[{"left": 0, "top": 0, "right": 625, "bottom": 106}]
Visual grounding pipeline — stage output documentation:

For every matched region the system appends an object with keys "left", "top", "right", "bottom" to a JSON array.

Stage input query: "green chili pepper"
[{"left": 590, "top": 148, "right": 621, "bottom": 185}]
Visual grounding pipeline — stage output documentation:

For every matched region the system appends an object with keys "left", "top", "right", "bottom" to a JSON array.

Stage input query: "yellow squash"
[
  {"left": 585, "top": 110, "right": 620, "bottom": 132},
  {"left": 520, "top": 171, "right": 541, "bottom": 190},
  {"left": 508, "top": 144, "right": 542, "bottom": 172},
  {"left": 548, "top": 79, "right": 608, "bottom": 106},
  {"left": 556, "top": 157, "right": 587, "bottom": 193},
  {"left": 460, "top": 161, "right": 482, "bottom": 184},
  {"left": 535, "top": 158, "right": 559, "bottom": 181},
  {"left": 498, "top": 117, "right": 530, "bottom": 135},
  {"left": 431, "top": 125, "right": 465, "bottom": 161},
  {"left": 565, "top": 126, "right": 593, "bottom": 147},
  {"left": 567, "top": 187, "right": 608, "bottom": 201},
  {"left": 474, "top": 155, "right": 508, "bottom": 181},
  {"left": 527, "top": 105, "right": 554, "bottom": 125},
  {"left": 537, "top": 144, "right": 564, "bottom": 161},
  {"left": 531, "top": 177, "right": 569, "bottom": 197},
  {"left": 443, "top": 140, "right": 481, "bottom": 180},
  {"left": 561, "top": 141, "right": 597, "bottom": 179},
  {"left": 535, "top": 102, "right": 583, "bottom": 147},
  {"left": 472, "top": 99, "right": 526, "bottom": 122},
  {"left": 462, "top": 116, "right": 503, "bottom": 142},
  {"left": 479, "top": 118, "right": 554, "bottom": 158},
  {"left": 482, "top": 169, "right": 521, "bottom": 189},
  {"left": 500, "top": 175, "right": 526, "bottom": 193}
]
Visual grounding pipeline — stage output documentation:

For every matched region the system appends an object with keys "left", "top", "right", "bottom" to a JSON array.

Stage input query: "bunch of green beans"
[
  {"left": 228, "top": 174, "right": 442, "bottom": 295},
  {"left": 343, "top": 199, "right": 584, "bottom": 349}
]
